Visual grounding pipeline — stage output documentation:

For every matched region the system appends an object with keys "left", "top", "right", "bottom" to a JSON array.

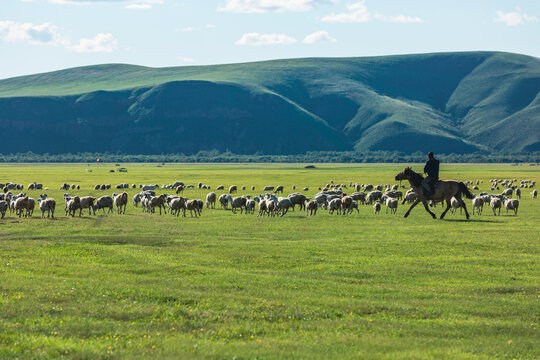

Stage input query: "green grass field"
[{"left": 0, "top": 163, "right": 538, "bottom": 359}]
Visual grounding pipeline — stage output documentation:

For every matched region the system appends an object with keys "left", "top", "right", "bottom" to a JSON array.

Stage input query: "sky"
[{"left": 0, "top": 0, "right": 539, "bottom": 79}]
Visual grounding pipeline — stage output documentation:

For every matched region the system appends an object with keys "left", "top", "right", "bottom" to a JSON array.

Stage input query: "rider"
[{"left": 422, "top": 152, "right": 439, "bottom": 198}]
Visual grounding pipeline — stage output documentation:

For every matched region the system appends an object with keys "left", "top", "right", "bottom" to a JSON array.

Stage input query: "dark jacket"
[{"left": 424, "top": 158, "right": 440, "bottom": 179}]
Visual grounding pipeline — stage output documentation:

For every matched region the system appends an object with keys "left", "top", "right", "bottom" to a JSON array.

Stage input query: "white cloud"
[
  {"left": 178, "top": 27, "right": 193, "bottom": 32},
  {"left": 235, "top": 32, "right": 296, "bottom": 46},
  {"left": 374, "top": 13, "right": 423, "bottom": 23},
  {"left": 206, "top": 24, "right": 216, "bottom": 29},
  {"left": 494, "top": 7, "right": 538, "bottom": 26},
  {"left": 0, "top": 20, "right": 65, "bottom": 45},
  {"left": 303, "top": 30, "right": 336, "bottom": 44},
  {"left": 322, "top": 1, "right": 370, "bottom": 23},
  {"left": 177, "top": 56, "right": 195, "bottom": 63},
  {"left": 125, "top": 3, "right": 152, "bottom": 9},
  {"left": 49, "top": 0, "right": 163, "bottom": 6},
  {"left": 218, "top": 0, "right": 328, "bottom": 13},
  {"left": 69, "top": 33, "right": 118, "bottom": 52}
]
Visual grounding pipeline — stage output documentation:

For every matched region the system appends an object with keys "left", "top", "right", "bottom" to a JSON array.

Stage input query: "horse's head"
[{"left": 395, "top": 167, "right": 412, "bottom": 181}]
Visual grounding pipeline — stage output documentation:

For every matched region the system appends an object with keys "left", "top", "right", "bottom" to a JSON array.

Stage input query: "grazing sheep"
[
  {"left": 71, "top": 184, "right": 76, "bottom": 190},
  {"left": 263, "top": 186, "right": 274, "bottom": 191},
  {"left": 275, "top": 197, "right": 294, "bottom": 216},
  {"left": 65, "top": 196, "right": 81, "bottom": 217},
  {"left": 305, "top": 200, "right": 318, "bottom": 216},
  {"left": 229, "top": 185, "right": 237, "bottom": 194},
  {"left": 94, "top": 196, "right": 114, "bottom": 214},
  {"left": 39, "top": 198, "right": 56, "bottom": 219},
  {"left": 94, "top": 184, "right": 101, "bottom": 190},
  {"left": 532, "top": 190, "right": 538, "bottom": 199},
  {"left": 350, "top": 192, "right": 366, "bottom": 205},
  {"left": 185, "top": 199, "right": 200, "bottom": 217},
  {"left": 365, "top": 191, "right": 383, "bottom": 205},
  {"left": 142, "top": 185, "right": 158, "bottom": 191},
  {"left": 60, "top": 183, "right": 70, "bottom": 191},
  {"left": 219, "top": 194, "right": 230, "bottom": 210},
  {"left": 275, "top": 185, "right": 284, "bottom": 194},
  {"left": 490, "top": 197, "right": 502, "bottom": 216},
  {"left": 385, "top": 198, "right": 398, "bottom": 214},
  {"left": 328, "top": 198, "right": 342, "bottom": 215},
  {"left": 205, "top": 192, "right": 217, "bottom": 209},
  {"left": 288, "top": 193, "right": 307, "bottom": 211},
  {"left": 450, "top": 197, "right": 464, "bottom": 215},
  {"left": 350, "top": 200, "right": 359, "bottom": 214},
  {"left": 502, "top": 188, "right": 513, "bottom": 197},
  {"left": 229, "top": 195, "right": 247, "bottom": 214},
  {"left": 504, "top": 199, "right": 519, "bottom": 215},
  {"left": 363, "top": 184, "right": 373, "bottom": 192},
  {"left": 0, "top": 200, "right": 7, "bottom": 219},
  {"left": 79, "top": 196, "right": 96, "bottom": 216},
  {"left": 341, "top": 196, "right": 353, "bottom": 215},
  {"left": 114, "top": 192, "right": 128, "bottom": 214},
  {"left": 303, "top": 187, "right": 309, "bottom": 191},
  {"left": 149, "top": 195, "right": 167, "bottom": 215},
  {"left": 373, "top": 201, "right": 381, "bottom": 215},
  {"left": 471, "top": 197, "right": 484, "bottom": 215},
  {"left": 251, "top": 186, "right": 255, "bottom": 191},
  {"left": 216, "top": 185, "right": 224, "bottom": 190},
  {"left": 402, "top": 190, "right": 417, "bottom": 204},
  {"left": 245, "top": 199, "right": 256, "bottom": 214},
  {"left": 515, "top": 188, "right": 521, "bottom": 199},
  {"left": 167, "top": 196, "right": 186, "bottom": 217},
  {"left": 133, "top": 193, "right": 143, "bottom": 207},
  {"left": 175, "top": 185, "right": 185, "bottom": 194},
  {"left": 314, "top": 194, "right": 328, "bottom": 210}
]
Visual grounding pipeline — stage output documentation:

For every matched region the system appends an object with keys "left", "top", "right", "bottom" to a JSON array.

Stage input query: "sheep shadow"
[{"left": 441, "top": 218, "right": 499, "bottom": 223}]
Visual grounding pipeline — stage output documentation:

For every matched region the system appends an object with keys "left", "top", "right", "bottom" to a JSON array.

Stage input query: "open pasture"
[{"left": 0, "top": 163, "right": 539, "bottom": 359}]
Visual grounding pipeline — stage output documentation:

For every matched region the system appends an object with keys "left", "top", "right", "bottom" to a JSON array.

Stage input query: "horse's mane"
[{"left": 406, "top": 168, "right": 424, "bottom": 188}]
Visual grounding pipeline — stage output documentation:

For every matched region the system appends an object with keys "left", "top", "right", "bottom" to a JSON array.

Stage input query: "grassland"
[{"left": 0, "top": 163, "right": 538, "bottom": 359}]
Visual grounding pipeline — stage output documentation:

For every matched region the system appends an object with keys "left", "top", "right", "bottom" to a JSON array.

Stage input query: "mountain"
[{"left": 0, "top": 51, "right": 538, "bottom": 155}]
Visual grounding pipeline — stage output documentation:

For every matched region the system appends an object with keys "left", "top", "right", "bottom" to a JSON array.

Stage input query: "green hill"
[{"left": 0, "top": 51, "right": 538, "bottom": 154}]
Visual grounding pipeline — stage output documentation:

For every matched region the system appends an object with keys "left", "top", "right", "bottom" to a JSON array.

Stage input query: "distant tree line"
[{"left": 0, "top": 150, "right": 538, "bottom": 164}]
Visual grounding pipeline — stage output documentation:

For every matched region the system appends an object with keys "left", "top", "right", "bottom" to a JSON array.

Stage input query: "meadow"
[{"left": 0, "top": 163, "right": 538, "bottom": 359}]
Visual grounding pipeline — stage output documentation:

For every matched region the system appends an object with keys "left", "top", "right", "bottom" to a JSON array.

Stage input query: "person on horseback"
[{"left": 422, "top": 152, "right": 439, "bottom": 198}]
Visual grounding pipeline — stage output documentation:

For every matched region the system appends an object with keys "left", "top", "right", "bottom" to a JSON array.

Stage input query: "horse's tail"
[{"left": 459, "top": 182, "right": 475, "bottom": 199}]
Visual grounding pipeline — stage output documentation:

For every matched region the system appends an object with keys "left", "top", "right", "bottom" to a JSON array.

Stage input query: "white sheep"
[
  {"left": 490, "top": 197, "right": 502, "bottom": 216},
  {"left": 504, "top": 199, "right": 519, "bottom": 215},
  {"left": 385, "top": 197, "right": 398, "bottom": 214}
]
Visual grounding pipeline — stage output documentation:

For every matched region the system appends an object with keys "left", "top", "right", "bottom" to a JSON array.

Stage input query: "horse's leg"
[
  {"left": 440, "top": 197, "right": 452, "bottom": 219},
  {"left": 403, "top": 198, "right": 421, "bottom": 218},
  {"left": 458, "top": 198, "right": 470, "bottom": 219},
  {"left": 421, "top": 199, "right": 437, "bottom": 219}
]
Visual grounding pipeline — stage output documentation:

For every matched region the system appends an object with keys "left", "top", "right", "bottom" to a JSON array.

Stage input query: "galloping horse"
[{"left": 395, "top": 167, "right": 475, "bottom": 219}]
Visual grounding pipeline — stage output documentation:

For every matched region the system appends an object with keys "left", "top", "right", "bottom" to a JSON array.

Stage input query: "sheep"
[
  {"left": 142, "top": 185, "right": 158, "bottom": 191},
  {"left": 385, "top": 198, "right": 398, "bottom": 214},
  {"left": 365, "top": 191, "right": 383, "bottom": 205},
  {"left": 274, "top": 185, "right": 284, "bottom": 194},
  {"left": 402, "top": 191, "right": 417, "bottom": 204},
  {"left": 515, "top": 188, "right": 521, "bottom": 199},
  {"left": 350, "top": 192, "right": 366, "bottom": 205},
  {"left": 275, "top": 197, "right": 294, "bottom": 216},
  {"left": 263, "top": 186, "right": 274, "bottom": 191},
  {"left": 229, "top": 196, "right": 247, "bottom": 214},
  {"left": 373, "top": 201, "right": 381, "bottom": 215},
  {"left": 79, "top": 196, "right": 96, "bottom": 216},
  {"left": 450, "top": 197, "right": 463, "bottom": 215},
  {"left": 490, "top": 197, "right": 502, "bottom": 216},
  {"left": 133, "top": 193, "right": 142, "bottom": 207},
  {"left": 257, "top": 198, "right": 268, "bottom": 216},
  {"left": 167, "top": 196, "right": 186, "bottom": 217},
  {"left": 303, "top": 187, "right": 309, "bottom": 191},
  {"left": 175, "top": 185, "right": 185, "bottom": 194},
  {"left": 245, "top": 199, "right": 256, "bottom": 214},
  {"left": 341, "top": 196, "right": 353, "bottom": 215},
  {"left": 501, "top": 188, "right": 513, "bottom": 197},
  {"left": 471, "top": 197, "right": 484, "bottom": 215},
  {"left": 114, "top": 192, "right": 128, "bottom": 214},
  {"left": 216, "top": 185, "right": 224, "bottom": 190},
  {"left": 328, "top": 198, "right": 342, "bottom": 215},
  {"left": 350, "top": 200, "right": 359, "bottom": 214},
  {"left": 60, "top": 183, "right": 70, "bottom": 191},
  {"left": 149, "top": 195, "right": 167, "bottom": 215},
  {"left": 71, "top": 184, "right": 76, "bottom": 190},
  {"left": 28, "top": 183, "right": 35, "bottom": 190},
  {"left": 314, "top": 194, "right": 328, "bottom": 210},
  {"left": 0, "top": 200, "right": 7, "bottom": 219},
  {"left": 229, "top": 185, "right": 237, "bottom": 194},
  {"left": 363, "top": 184, "right": 373, "bottom": 192},
  {"left": 94, "top": 196, "right": 114, "bottom": 214},
  {"left": 65, "top": 196, "right": 81, "bottom": 217},
  {"left": 94, "top": 184, "right": 101, "bottom": 190},
  {"left": 532, "top": 190, "right": 538, "bottom": 199},
  {"left": 504, "top": 199, "right": 519, "bottom": 215},
  {"left": 251, "top": 186, "right": 256, "bottom": 191},
  {"left": 39, "top": 198, "right": 56, "bottom": 219},
  {"left": 288, "top": 193, "right": 307, "bottom": 211},
  {"left": 185, "top": 199, "right": 200, "bottom": 217},
  {"left": 205, "top": 192, "right": 217, "bottom": 209},
  {"left": 305, "top": 200, "right": 318, "bottom": 216}
]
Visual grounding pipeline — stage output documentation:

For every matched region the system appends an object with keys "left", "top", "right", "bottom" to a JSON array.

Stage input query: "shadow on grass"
[{"left": 441, "top": 218, "right": 500, "bottom": 223}]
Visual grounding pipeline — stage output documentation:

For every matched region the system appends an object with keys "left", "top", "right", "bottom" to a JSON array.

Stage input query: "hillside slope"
[{"left": 0, "top": 51, "right": 538, "bottom": 154}]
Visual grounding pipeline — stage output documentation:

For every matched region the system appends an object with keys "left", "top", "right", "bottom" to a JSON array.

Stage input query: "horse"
[{"left": 395, "top": 167, "right": 475, "bottom": 219}]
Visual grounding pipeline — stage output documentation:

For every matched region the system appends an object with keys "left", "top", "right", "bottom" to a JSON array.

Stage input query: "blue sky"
[{"left": 1, "top": 0, "right": 539, "bottom": 79}]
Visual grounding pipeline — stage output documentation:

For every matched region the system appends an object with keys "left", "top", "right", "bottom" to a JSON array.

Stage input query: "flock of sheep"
[{"left": 0, "top": 178, "right": 536, "bottom": 220}]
